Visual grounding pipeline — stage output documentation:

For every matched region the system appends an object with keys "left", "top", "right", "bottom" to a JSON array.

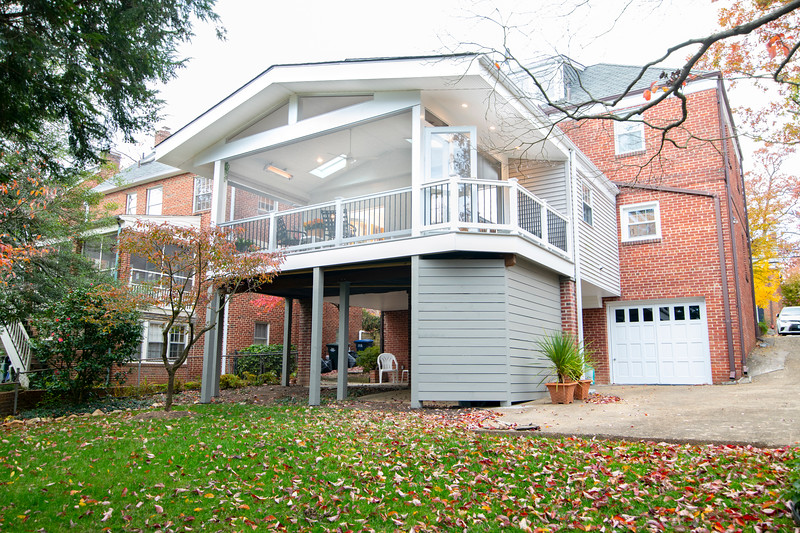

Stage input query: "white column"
[
  {"left": 308, "top": 268, "right": 324, "bottom": 406},
  {"left": 337, "top": 282, "right": 350, "bottom": 400},
  {"left": 410, "top": 104, "right": 423, "bottom": 237},
  {"left": 281, "top": 297, "right": 293, "bottom": 387},
  {"left": 508, "top": 178, "right": 519, "bottom": 231},
  {"left": 210, "top": 160, "right": 228, "bottom": 226}
]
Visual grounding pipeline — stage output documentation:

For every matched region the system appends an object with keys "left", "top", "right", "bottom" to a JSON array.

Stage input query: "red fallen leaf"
[
  {"left": 121, "top": 487, "right": 127, "bottom": 497},
  {"left": 154, "top": 504, "right": 164, "bottom": 514}
]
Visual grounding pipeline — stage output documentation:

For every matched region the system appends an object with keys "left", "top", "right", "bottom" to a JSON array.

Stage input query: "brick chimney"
[{"left": 154, "top": 127, "right": 171, "bottom": 147}]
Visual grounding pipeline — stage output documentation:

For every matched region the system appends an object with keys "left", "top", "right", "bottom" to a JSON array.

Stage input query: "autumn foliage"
[{"left": 118, "top": 222, "right": 283, "bottom": 410}]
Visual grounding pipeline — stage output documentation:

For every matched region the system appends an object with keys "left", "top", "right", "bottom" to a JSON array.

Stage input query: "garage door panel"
[{"left": 611, "top": 300, "right": 711, "bottom": 385}]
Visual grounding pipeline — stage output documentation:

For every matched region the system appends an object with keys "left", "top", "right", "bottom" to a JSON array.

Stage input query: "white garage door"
[{"left": 609, "top": 300, "right": 712, "bottom": 385}]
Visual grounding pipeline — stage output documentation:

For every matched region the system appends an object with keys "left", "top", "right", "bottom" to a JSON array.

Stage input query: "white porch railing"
[
  {"left": 219, "top": 179, "right": 569, "bottom": 255},
  {"left": 0, "top": 321, "right": 32, "bottom": 388}
]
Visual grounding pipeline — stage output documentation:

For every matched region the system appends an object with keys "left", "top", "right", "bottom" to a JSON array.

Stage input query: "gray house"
[{"left": 154, "top": 54, "right": 621, "bottom": 407}]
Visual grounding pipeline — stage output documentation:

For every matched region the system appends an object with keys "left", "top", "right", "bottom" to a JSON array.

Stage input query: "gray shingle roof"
[
  {"left": 561, "top": 62, "right": 713, "bottom": 106},
  {"left": 93, "top": 152, "right": 182, "bottom": 193}
]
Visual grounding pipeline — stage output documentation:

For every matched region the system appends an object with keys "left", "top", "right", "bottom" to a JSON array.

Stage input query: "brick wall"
[
  {"left": 564, "top": 86, "right": 756, "bottom": 383},
  {"left": 560, "top": 278, "right": 578, "bottom": 335},
  {"left": 383, "top": 309, "right": 410, "bottom": 381}
]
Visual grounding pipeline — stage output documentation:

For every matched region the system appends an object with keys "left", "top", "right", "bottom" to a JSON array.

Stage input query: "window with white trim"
[
  {"left": 126, "top": 193, "right": 137, "bottom": 214},
  {"left": 140, "top": 321, "right": 187, "bottom": 361},
  {"left": 621, "top": 201, "right": 661, "bottom": 242},
  {"left": 129, "top": 245, "right": 193, "bottom": 294},
  {"left": 146, "top": 186, "right": 163, "bottom": 215},
  {"left": 614, "top": 121, "right": 645, "bottom": 155},
  {"left": 257, "top": 196, "right": 274, "bottom": 214},
  {"left": 193, "top": 177, "right": 212, "bottom": 212},
  {"left": 254, "top": 322, "right": 270, "bottom": 345},
  {"left": 582, "top": 185, "right": 593, "bottom": 226}
]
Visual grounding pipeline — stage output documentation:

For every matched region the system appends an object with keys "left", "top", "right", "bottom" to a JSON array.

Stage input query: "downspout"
[
  {"left": 612, "top": 181, "right": 737, "bottom": 380},
  {"left": 568, "top": 149, "right": 584, "bottom": 341},
  {"left": 716, "top": 77, "right": 756, "bottom": 374},
  {"left": 113, "top": 216, "right": 123, "bottom": 281}
]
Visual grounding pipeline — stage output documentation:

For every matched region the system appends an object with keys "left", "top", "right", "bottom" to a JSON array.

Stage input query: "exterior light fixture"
[{"left": 264, "top": 164, "right": 292, "bottom": 180}]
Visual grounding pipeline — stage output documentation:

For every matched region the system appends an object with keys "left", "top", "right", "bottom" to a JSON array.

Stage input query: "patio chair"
[
  {"left": 320, "top": 208, "right": 358, "bottom": 240},
  {"left": 377, "top": 352, "right": 398, "bottom": 384},
  {"left": 275, "top": 217, "right": 306, "bottom": 246}
]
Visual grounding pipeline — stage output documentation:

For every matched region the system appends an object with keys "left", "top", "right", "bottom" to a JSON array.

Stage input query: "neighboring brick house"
[
  {"left": 555, "top": 62, "right": 757, "bottom": 384},
  {"left": 91, "top": 134, "right": 362, "bottom": 384}
]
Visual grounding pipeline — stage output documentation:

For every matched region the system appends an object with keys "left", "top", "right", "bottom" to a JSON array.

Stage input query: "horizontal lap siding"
[
  {"left": 579, "top": 175, "right": 621, "bottom": 295},
  {"left": 416, "top": 258, "right": 509, "bottom": 402},
  {"left": 510, "top": 160, "right": 568, "bottom": 214},
  {"left": 507, "top": 260, "right": 562, "bottom": 402}
]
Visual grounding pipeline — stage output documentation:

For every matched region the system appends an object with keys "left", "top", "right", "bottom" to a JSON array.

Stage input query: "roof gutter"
[{"left": 612, "top": 180, "right": 737, "bottom": 380}]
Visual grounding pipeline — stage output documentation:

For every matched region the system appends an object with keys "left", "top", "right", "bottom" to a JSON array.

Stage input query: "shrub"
[
  {"left": 31, "top": 283, "right": 143, "bottom": 402},
  {"left": 758, "top": 321, "right": 769, "bottom": 335},
  {"left": 356, "top": 346, "right": 381, "bottom": 372},
  {"left": 184, "top": 381, "right": 201, "bottom": 391},
  {"left": 219, "top": 373, "right": 247, "bottom": 390},
  {"left": 234, "top": 344, "right": 295, "bottom": 377}
]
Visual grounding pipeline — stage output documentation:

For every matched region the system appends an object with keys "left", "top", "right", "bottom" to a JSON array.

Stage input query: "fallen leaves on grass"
[{"left": 0, "top": 404, "right": 795, "bottom": 532}]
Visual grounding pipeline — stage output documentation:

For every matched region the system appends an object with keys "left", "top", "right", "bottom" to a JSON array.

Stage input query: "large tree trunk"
[{"left": 165, "top": 368, "right": 176, "bottom": 411}]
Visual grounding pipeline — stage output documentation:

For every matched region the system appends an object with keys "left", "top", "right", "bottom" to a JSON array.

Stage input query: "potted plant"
[
  {"left": 569, "top": 341, "right": 596, "bottom": 401},
  {"left": 536, "top": 331, "right": 583, "bottom": 404},
  {"left": 303, "top": 218, "right": 325, "bottom": 239}
]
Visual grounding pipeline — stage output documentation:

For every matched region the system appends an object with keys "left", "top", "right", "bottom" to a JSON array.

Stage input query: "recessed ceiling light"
[
  {"left": 489, "top": 126, "right": 496, "bottom": 131},
  {"left": 316, "top": 156, "right": 324, "bottom": 163},
  {"left": 461, "top": 103, "right": 469, "bottom": 108}
]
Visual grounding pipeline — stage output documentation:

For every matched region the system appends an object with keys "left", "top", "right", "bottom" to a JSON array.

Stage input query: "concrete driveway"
[{"left": 489, "top": 335, "right": 800, "bottom": 448}]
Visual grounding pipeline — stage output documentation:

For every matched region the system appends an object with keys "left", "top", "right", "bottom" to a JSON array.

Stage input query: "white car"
[{"left": 776, "top": 306, "right": 800, "bottom": 335}]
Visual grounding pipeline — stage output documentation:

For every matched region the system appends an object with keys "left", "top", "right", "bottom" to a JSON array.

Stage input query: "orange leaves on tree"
[{"left": 766, "top": 33, "right": 791, "bottom": 58}]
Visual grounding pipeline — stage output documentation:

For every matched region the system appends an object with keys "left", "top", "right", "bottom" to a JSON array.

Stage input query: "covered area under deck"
[{"left": 200, "top": 260, "right": 412, "bottom": 406}]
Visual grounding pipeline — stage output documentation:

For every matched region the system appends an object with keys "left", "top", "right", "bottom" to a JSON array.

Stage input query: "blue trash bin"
[{"left": 354, "top": 339, "right": 374, "bottom": 352}]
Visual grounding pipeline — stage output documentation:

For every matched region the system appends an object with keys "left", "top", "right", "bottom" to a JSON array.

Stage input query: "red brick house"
[
  {"left": 112, "top": 54, "right": 755, "bottom": 406},
  {"left": 555, "top": 61, "right": 757, "bottom": 384},
  {"left": 92, "top": 134, "right": 362, "bottom": 384}
]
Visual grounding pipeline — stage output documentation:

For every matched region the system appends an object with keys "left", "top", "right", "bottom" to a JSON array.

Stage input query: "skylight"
[{"left": 310, "top": 154, "right": 347, "bottom": 178}]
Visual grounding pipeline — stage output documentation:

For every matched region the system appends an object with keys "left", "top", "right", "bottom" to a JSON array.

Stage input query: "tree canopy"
[{"left": 0, "top": 0, "right": 222, "bottom": 182}]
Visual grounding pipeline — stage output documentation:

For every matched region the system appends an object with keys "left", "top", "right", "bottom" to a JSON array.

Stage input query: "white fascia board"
[
  {"left": 279, "top": 232, "right": 573, "bottom": 277},
  {"left": 569, "top": 77, "right": 719, "bottom": 117},
  {"left": 573, "top": 151, "right": 619, "bottom": 200},
  {"left": 157, "top": 55, "right": 482, "bottom": 169},
  {"left": 193, "top": 91, "right": 422, "bottom": 166},
  {"left": 118, "top": 214, "right": 202, "bottom": 229}
]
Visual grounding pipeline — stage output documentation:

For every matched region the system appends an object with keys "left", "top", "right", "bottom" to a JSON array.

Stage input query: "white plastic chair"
[{"left": 377, "top": 352, "right": 398, "bottom": 384}]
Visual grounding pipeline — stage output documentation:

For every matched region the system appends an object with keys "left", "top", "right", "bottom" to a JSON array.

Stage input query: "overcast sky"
[{"left": 118, "top": 0, "right": 724, "bottom": 162}]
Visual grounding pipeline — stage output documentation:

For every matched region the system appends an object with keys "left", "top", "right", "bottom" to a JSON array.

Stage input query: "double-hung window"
[
  {"left": 82, "top": 233, "right": 117, "bottom": 275},
  {"left": 614, "top": 121, "right": 645, "bottom": 155},
  {"left": 141, "top": 321, "right": 187, "bottom": 361},
  {"left": 582, "top": 185, "right": 593, "bottom": 226},
  {"left": 193, "top": 177, "right": 212, "bottom": 212},
  {"left": 126, "top": 193, "right": 137, "bottom": 214},
  {"left": 621, "top": 201, "right": 661, "bottom": 242},
  {"left": 254, "top": 322, "right": 270, "bottom": 345},
  {"left": 147, "top": 186, "right": 163, "bottom": 215}
]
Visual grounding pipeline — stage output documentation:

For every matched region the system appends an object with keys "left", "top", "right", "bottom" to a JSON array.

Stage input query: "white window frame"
[
  {"left": 139, "top": 321, "right": 188, "bottom": 362},
  {"left": 254, "top": 322, "right": 270, "bottom": 345},
  {"left": 146, "top": 186, "right": 163, "bottom": 215},
  {"left": 126, "top": 192, "right": 137, "bottom": 215},
  {"left": 193, "top": 177, "right": 213, "bottom": 212},
  {"left": 82, "top": 232, "right": 117, "bottom": 275},
  {"left": 582, "top": 184, "right": 593, "bottom": 226},
  {"left": 621, "top": 201, "right": 661, "bottom": 242},
  {"left": 614, "top": 121, "right": 645, "bottom": 155}
]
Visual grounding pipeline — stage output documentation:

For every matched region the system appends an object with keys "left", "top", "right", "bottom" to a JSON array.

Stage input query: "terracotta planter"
[
  {"left": 545, "top": 381, "right": 577, "bottom": 404},
  {"left": 573, "top": 379, "right": 592, "bottom": 400}
]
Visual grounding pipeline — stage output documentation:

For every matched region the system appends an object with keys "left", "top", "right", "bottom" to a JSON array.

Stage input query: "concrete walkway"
[
  {"left": 488, "top": 335, "right": 800, "bottom": 448},
  {"left": 358, "top": 336, "right": 800, "bottom": 448}
]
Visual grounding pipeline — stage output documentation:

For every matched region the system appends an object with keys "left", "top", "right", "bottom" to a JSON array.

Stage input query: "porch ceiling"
[{"left": 245, "top": 260, "right": 412, "bottom": 303}]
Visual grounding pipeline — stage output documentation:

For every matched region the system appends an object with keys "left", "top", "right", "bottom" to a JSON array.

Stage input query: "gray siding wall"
[
  {"left": 577, "top": 175, "right": 621, "bottom": 294},
  {"left": 506, "top": 259, "right": 562, "bottom": 402},
  {"left": 512, "top": 160, "right": 568, "bottom": 215},
  {"left": 415, "top": 257, "right": 510, "bottom": 402}
]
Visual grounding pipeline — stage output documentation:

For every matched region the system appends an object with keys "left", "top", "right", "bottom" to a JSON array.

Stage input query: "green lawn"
[{"left": 0, "top": 404, "right": 796, "bottom": 531}]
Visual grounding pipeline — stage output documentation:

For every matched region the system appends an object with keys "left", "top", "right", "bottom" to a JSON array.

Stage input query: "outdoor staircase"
[{"left": 0, "top": 321, "right": 32, "bottom": 388}]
